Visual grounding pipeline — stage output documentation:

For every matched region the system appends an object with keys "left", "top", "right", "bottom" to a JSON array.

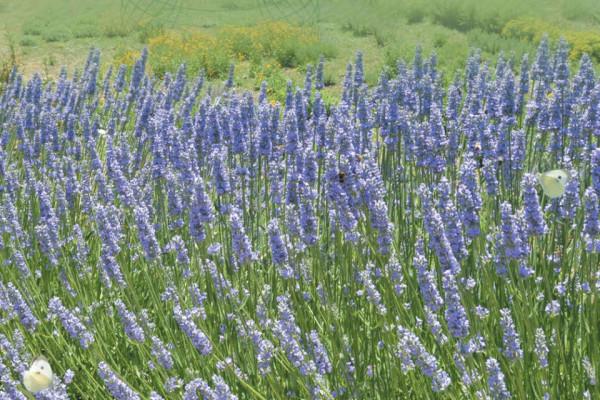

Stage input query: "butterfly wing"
[
  {"left": 23, "top": 370, "right": 53, "bottom": 393},
  {"left": 538, "top": 170, "right": 568, "bottom": 198},
  {"left": 544, "top": 169, "right": 570, "bottom": 183}
]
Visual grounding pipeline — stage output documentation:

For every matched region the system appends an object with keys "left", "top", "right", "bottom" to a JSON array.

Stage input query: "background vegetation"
[{"left": 2, "top": 0, "right": 600, "bottom": 100}]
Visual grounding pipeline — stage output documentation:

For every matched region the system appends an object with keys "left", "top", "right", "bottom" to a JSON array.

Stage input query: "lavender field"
[{"left": 0, "top": 36, "right": 599, "bottom": 399}]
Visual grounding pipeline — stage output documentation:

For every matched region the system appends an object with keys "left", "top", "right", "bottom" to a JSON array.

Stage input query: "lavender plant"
[{"left": 0, "top": 38, "right": 598, "bottom": 399}]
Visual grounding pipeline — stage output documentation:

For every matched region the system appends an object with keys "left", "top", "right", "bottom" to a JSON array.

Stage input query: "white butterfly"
[
  {"left": 23, "top": 356, "right": 53, "bottom": 393},
  {"left": 537, "top": 169, "right": 570, "bottom": 198}
]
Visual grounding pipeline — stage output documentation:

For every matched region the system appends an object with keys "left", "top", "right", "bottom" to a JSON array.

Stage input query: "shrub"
[
  {"left": 501, "top": 18, "right": 546, "bottom": 42},
  {"left": 430, "top": 0, "right": 516, "bottom": 34},
  {"left": 42, "top": 27, "right": 71, "bottom": 42},
  {"left": 113, "top": 49, "right": 142, "bottom": 69},
  {"left": 72, "top": 21, "right": 101, "bottom": 39},
  {"left": 22, "top": 18, "right": 47, "bottom": 36},
  {"left": 405, "top": 4, "right": 427, "bottom": 24},
  {"left": 0, "top": 33, "right": 18, "bottom": 88},
  {"left": 502, "top": 18, "right": 600, "bottom": 61},
  {"left": 433, "top": 37, "right": 470, "bottom": 80},
  {"left": 468, "top": 29, "right": 535, "bottom": 60},
  {"left": 219, "top": 27, "right": 256, "bottom": 61},
  {"left": 431, "top": 0, "right": 477, "bottom": 32},
  {"left": 319, "top": 89, "right": 339, "bottom": 110},
  {"left": 383, "top": 47, "right": 404, "bottom": 75},
  {"left": 382, "top": 33, "right": 468, "bottom": 83},
  {"left": 19, "top": 36, "right": 38, "bottom": 47},
  {"left": 433, "top": 33, "right": 447, "bottom": 49},
  {"left": 113, "top": 22, "right": 332, "bottom": 82},
  {"left": 137, "top": 21, "right": 165, "bottom": 44},
  {"left": 218, "top": 21, "right": 320, "bottom": 62},
  {"left": 252, "top": 62, "right": 288, "bottom": 104},
  {"left": 274, "top": 41, "right": 300, "bottom": 68},
  {"left": 341, "top": 21, "right": 372, "bottom": 37},
  {"left": 560, "top": 0, "right": 600, "bottom": 23},
  {"left": 323, "top": 69, "right": 337, "bottom": 87},
  {"left": 565, "top": 31, "right": 600, "bottom": 61},
  {"left": 279, "top": 41, "right": 337, "bottom": 70},
  {"left": 102, "top": 22, "right": 130, "bottom": 38},
  {"left": 73, "top": 27, "right": 100, "bottom": 39},
  {"left": 44, "top": 54, "right": 56, "bottom": 67},
  {"left": 374, "top": 29, "right": 387, "bottom": 47},
  {"left": 146, "top": 31, "right": 229, "bottom": 79}
]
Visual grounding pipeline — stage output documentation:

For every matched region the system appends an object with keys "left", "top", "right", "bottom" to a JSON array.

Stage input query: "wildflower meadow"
[{"left": 0, "top": 36, "right": 600, "bottom": 399}]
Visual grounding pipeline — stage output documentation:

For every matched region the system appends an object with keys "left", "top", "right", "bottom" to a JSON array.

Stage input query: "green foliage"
[
  {"left": 560, "top": 0, "right": 600, "bottom": 23},
  {"left": 502, "top": 17, "right": 600, "bottom": 61},
  {"left": 468, "top": 29, "right": 535, "bottom": 61},
  {"left": 381, "top": 25, "right": 468, "bottom": 82},
  {"left": 22, "top": 18, "right": 47, "bottom": 36},
  {"left": 567, "top": 31, "right": 600, "bottom": 61},
  {"left": 43, "top": 54, "right": 57, "bottom": 68},
  {"left": 102, "top": 22, "right": 131, "bottom": 38},
  {"left": 192, "top": 49, "right": 230, "bottom": 80},
  {"left": 383, "top": 46, "right": 408, "bottom": 76},
  {"left": 8, "top": 0, "right": 600, "bottom": 98},
  {"left": 220, "top": 0, "right": 241, "bottom": 10},
  {"left": 341, "top": 21, "right": 373, "bottom": 37},
  {"left": 217, "top": 22, "right": 335, "bottom": 66},
  {"left": 433, "top": 32, "right": 448, "bottom": 49},
  {"left": 116, "top": 22, "right": 337, "bottom": 81},
  {"left": 137, "top": 21, "right": 165, "bottom": 44},
  {"left": 274, "top": 40, "right": 337, "bottom": 69},
  {"left": 364, "top": 67, "right": 381, "bottom": 86},
  {"left": 430, "top": 0, "right": 516, "bottom": 33},
  {"left": 0, "top": 32, "right": 18, "bottom": 88},
  {"left": 219, "top": 29, "right": 255, "bottom": 60},
  {"left": 431, "top": 36, "right": 469, "bottom": 78},
  {"left": 405, "top": 3, "right": 427, "bottom": 24},
  {"left": 251, "top": 62, "right": 289, "bottom": 104},
  {"left": 42, "top": 27, "right": 71, "bottom": 42},
  {"left": 72, "top": 21, "right": 101, "bottom": 39},
  {"left": 430, "top": 0, "right": 476, "bottom": 32},
  {"left": 373, "top": 29, "right": 387, "bottom": 47},
  {"left": 274, "top": 41, "right": 301, "bottom": 68},
  {"left": 135, "top": 31, "right": 230, "bottom": 79},
  {"left": 19, "top": 35, "right": 38, "bottom": 47},
  {"left": 502, "top": 18, "right": 549, "bottom": 43},
  {"left": 319, "top": 89, "right": 339, "bottom": 109},
  {"left": 323, "top": 69, "right": 337, "bottom": 87}
]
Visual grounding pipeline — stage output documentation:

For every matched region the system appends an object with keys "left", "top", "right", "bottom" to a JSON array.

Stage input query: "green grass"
[
  {"left": 2, "top": 0, "right": 600, "bottom": 94},
  {"left": 72, "top": 20, "right": 101, "bottom": 39},
  {"left": 18, "top": 35, "right": 37, "bottom": 47}
]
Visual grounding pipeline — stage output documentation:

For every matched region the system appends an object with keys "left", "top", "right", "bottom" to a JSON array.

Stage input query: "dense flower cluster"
[{"left": 0, "top": 36, "right": 599, "bottom": 398}]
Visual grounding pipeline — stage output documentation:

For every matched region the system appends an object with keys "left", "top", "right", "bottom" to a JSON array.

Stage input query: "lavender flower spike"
[
  {"left": 521, "top": 173, "right": 548, "bottom": 236},
  {"left": 486, "top": 358, "right": 512, "bottom": 399},
  {"left": 98, "top": 361, "right": 141, "bottom": 400},
  {"left": 48, "top": 297, "right": 95, "bottom": 349}
]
